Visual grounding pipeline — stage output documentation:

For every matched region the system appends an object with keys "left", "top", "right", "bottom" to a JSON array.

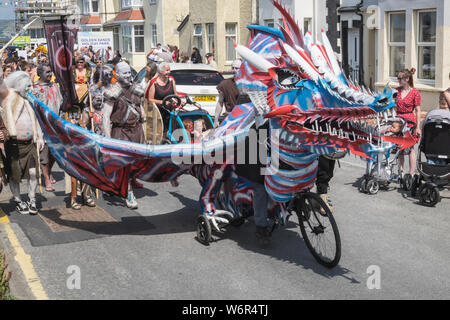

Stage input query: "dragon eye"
[
  {"left": 280, "top": 76, "right": 300, "bottom": 86},
  {"left": 277, "top": 69, "right": 300, "bottom": 87}
]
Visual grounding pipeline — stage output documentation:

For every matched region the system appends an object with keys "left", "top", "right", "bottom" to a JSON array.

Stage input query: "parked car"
[{"left": 135, "top": 63, "right": 224, "bottom": 116}]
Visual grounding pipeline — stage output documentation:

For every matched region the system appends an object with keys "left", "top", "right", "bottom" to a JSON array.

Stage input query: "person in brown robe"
[{"left": 103, "top": 61, "right": 145, "bottom": 209}]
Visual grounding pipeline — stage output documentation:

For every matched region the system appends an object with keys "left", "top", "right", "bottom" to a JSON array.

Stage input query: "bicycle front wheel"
[{"left": 295, "top": 193, "right": 341, "bottom": 268}]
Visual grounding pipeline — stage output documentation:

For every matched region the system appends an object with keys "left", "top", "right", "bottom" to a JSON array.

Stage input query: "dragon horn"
[
  {"left": 321, "top": 29, "right": 341, "bottom": 76},
  {"left": 281, "top": 43, "right": 319, "bottom": 81},
  {"left": 234, "top": 44, "right": 275, "bottom": 72}
]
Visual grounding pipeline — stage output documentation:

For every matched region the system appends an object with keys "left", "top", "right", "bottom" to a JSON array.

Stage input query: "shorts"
[{"left": 40, "top": 143, "right": 55, "bottom": 165}]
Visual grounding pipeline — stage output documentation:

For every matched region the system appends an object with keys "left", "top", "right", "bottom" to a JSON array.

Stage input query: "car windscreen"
[{"left": 170, "top": 70, "right": 224, "bottom": 86}]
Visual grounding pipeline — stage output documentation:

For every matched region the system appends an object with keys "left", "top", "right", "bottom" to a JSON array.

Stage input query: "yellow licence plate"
[{"left": 194, "top": 96, "right": 216, "bottom": 102}]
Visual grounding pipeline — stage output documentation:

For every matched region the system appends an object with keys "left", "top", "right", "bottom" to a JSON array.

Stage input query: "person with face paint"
[
  {"left": 0, "top": 69, "right": 44, "bottom": 215},
  {"left": 32, "top": 63, "right": 63, "bottom": 192},
  {"left": 103, "top": 61, "right": 146, "bottom": 209}
]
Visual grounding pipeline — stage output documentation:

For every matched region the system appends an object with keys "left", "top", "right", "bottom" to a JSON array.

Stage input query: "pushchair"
[
  {"left": 359, "top": 116, "right": 416, "bottom": 194},
  {"left": 160, "top": 94, "right": 214, "bottom": 144},
  {"left": 411, "top": 109, "right": 450, "bottom": 206}
]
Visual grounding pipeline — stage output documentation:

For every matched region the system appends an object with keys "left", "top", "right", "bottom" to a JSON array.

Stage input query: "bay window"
[{"left": 122, "top": 24, "right": 144, "bottom": 53}]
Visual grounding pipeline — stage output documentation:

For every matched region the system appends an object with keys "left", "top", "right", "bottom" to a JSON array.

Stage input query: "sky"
[{"left": 0, "top": 6, "right": 15, "bottom": 20}]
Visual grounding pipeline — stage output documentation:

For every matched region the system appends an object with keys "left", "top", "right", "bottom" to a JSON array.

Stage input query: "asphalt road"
[{"left": 0, "top": 158, "right": 449, "bottom": 300}]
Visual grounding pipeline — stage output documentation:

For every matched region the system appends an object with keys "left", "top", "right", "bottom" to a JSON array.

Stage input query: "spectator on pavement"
[
  {"left": 214, "top": 59, "right": 243, "bottom": 128},
  {"left": 443, "top": 88, "right": 450, "bottom": 110},
  {"left": 205, "top": 53, "right": 217, "bottom": 70},
  {"left": 191, "top": 47, "right": 202, "bottom": 64},
  {"left": 439, "top": 91, "right": 449, "bottom": 111}
]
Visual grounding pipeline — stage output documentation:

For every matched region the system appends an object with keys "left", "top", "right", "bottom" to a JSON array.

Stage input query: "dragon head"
[{"left": 235, "top": 0, "right": 415, "bottom": 159}]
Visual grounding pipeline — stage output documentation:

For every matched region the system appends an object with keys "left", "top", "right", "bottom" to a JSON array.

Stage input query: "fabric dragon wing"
[{"left": 28, "top": 93, "right": 256, "bottom": 197}]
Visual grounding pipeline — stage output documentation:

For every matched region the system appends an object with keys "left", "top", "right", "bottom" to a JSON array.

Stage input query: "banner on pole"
[{"left": 43, "top": 18, "right": 79, "bottom": 112}]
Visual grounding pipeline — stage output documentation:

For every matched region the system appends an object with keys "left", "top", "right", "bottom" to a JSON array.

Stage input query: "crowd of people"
[
  {"left": 145, "top": 43, "right": 218, "bottom": 70},
  {"left": 0, "top": 42, "right": 221, "bottom": 213}
]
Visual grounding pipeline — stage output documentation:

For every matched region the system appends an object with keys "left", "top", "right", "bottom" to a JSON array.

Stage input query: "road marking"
[
  {"left": 0, "top": 207, "right": 9, "bottom": 223},
  {"left": 3, "top": 224, "right": 49, "bottom": 300}
]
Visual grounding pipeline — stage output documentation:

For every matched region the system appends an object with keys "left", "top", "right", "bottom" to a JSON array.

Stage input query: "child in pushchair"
[
  {"left": 411, "top": 109, "right": 450, "bottom": 206},
  {"left": 359, "top": 116, "right": 416, "bottom": 194}
]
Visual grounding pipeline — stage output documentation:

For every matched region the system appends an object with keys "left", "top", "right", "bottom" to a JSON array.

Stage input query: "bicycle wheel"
[
  {"left": 295, "top": 193, "right": 341, "bottom": 268},
  {"left": 196, "top": 215, "right": 212, "bottom": 245}
]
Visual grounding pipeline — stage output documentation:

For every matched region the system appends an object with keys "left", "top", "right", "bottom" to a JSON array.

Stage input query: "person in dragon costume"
[{"left": 27, "top": 1, "right": 415, "bottom": 256}]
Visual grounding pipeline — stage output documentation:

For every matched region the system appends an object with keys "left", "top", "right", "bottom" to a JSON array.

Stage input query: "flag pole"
[{"left": 87, "top": 84, "right": 99, "bottom": 199}]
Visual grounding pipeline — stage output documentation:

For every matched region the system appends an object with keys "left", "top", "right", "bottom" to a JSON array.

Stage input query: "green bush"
[{"left": 0, "top": 252, "right": 14, "bottom": 300}]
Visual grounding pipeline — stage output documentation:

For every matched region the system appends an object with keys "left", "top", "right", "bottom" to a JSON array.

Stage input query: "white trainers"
[
  {"left": 126, "top": 193, "right": 138, "bottom": 209},
  {"left": 27, "top": 199, "right": 38, "bottom": 215},
  {"left": 15, "top": 200, "right": 29, "bottom": 215}
]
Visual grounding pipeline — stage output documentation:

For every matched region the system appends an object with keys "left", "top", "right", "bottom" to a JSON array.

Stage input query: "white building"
[
  {"left": 361, "top": 0, "right": 450, "bottom": 110},
  {"left": 258, "top": 0, "right": 328, "bottom": 43}
]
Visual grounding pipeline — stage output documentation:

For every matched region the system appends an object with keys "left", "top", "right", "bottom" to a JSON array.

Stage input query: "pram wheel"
[
  {"left": 402, "top": 174, "right": 413, "bottom": 191},
  {"left": 366, "top": 179, "right": 379, "bottom": 195},
  {"left": 418, "top": 183, "right": 440, "bottom": 207},
  {"left": 410, "top": 175, "right": 421, "bottom": 197},
  {"left": 359, "top": 178, "right": 368, "bottom": 193},
  {"left": 196, "top": 215, "right": 212, "bottom": 245}
]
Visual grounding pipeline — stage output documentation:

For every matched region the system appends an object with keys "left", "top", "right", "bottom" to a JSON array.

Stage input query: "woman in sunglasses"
[{"left": 396, "top": 68, "right": 422, "bottom": 176}]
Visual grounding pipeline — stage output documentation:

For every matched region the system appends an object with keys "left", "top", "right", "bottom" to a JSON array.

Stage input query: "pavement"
[{"left": 0, "top": 156, "right": 449, "bottom": 300}]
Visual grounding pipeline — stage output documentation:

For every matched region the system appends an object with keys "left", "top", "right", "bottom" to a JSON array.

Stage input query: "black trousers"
[{"left": 316, "top": 156, "right": 336, "bottom": 194}]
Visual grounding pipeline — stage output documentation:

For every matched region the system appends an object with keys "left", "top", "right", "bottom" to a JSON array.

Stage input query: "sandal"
[
  {"left": 45, "top": 185, "right": 56, "bottom": 192},
  {"left": 71, "top": 199, "right": 82, "bottom": 210},
  {"left": 83, "top": 195, "right": 96, "bottom": 207}
]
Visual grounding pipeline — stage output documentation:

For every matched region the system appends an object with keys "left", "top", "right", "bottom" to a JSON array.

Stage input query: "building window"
[
  {"left": 92, "top": 0, "right": 99, "bottom": 13},
  {"left": 225, "top": 23, "right": 237, "bottom": 62},
  {"left": 122, "top": 25, "right": 132, "bottom": 53},
  {"left": 83, "top": 0, "right": 89, "bottom": 14},
  {"left": 121, "top": 0, "right": 142, "bottom": 9},
  {"left": 151, "top": 24, "right": 157, "bottom": 48},
  {"left": 206, "top": 23, "right": 215, "bottom": 55},
  {"left": 83, "top": 0, "right": 99, "bottom": 14},
  {"left": 149, "top": 0, "right": 156, "bottom": 4},
  {"left": 29, "top": 29, "right": 44, "bottom": 39},
  {"left": 113, "top": 27, "right": 120, "bottom": 52},
  {"left": 264, "top": 19, "right": 274, "bottom": 28},
  {"left": 388, "top": 12, "right": 406, "bottom": 78},
  {"left": 417, "top": 10, "right": 436, "bottom": 81},
  {"left": 134, "top": 25, "right": 144, "bottom": 53},
  {"left": 304, "top": 18, "right": 312, "bottom": 33},
  {"left": 122, "top": 24, "right": 144, "bottom": 53},
  {"left": 193, "top": 24, "right": 203, "bottom": 54}
]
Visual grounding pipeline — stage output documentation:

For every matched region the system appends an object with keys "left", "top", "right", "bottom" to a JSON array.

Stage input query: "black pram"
[{"left": 412, "top": 109, "right": 450, "bottom": 206}]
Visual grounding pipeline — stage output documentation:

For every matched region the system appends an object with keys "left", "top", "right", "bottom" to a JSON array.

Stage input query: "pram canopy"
[{"left": 420, "top": 109, "right": 450, "bottom": 158}]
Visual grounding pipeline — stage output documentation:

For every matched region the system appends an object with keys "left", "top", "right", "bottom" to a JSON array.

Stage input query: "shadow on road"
[{"left": 171, "top": 192, "right": 360, "bottom": 283}]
